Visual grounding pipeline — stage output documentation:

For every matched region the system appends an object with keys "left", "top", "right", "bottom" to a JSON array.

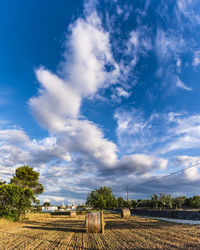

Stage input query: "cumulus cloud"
[
  {"left": 117, "top": 154, "right": 167, "bottom": 174},
  {"left": 28, "top": 9, "right": 120, "bottom": 170},
  {"left": 62, "top": 11, "right": 119, "bottom": 97}
]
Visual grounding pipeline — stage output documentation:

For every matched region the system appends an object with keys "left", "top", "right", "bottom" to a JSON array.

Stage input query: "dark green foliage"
[
  {"left": 172, "top": 196, "right": 187, "bottom": 209},
  {"left": 187, "top": 196, "right": 200, "bottom": 208},
  {"left": 43, "top": 202, "right": 50, "bottom": 207},
  {"left": 137, "top": 199, "right": 151, "bottom": 208},
  {"left": 131, "top": 200, "right": 137, "bottom": 208},
  {"left": 76, "top": 205, "right": 87, "bottom": 211},
  {"left": 150, "top": 194, "right": 172, "bottom": 209},
  {"left": 0, "top": 166, "right": 44, "bottom": 221},
  {"left": 115, "top": 194, "right": 200, "bottom": 210},
  {"left": 0, "top": 184, "right": 34, "bottom": 221},
  {"left": 124, "top": 200, "right": 133, "bottom": 208},
  {"left": 86, "top": 186, "right": 117, "bottom": 210},
  {"left": 117, "top": 197, "right": 125, "bottom": 208},
  {"left": 158, "top": 193, "right": 172, "bottom": 209},
  {"left": 150, "top": 194, "right": 159, "bottom": 208},
  {"left": 30, "top": 205, "right": 42, "bottom": 213},
  {"left": 10, "top": 165, "right": 44, "bottom": 195}
]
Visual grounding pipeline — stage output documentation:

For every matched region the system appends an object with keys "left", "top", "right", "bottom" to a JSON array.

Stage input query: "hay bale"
[
  {"left": 85, "top": 212, "right": 104, "bottom": 234},
  {"left": 70, "top": 211, "right": 77, "bottom": 218},
  {"left": 121, "top": 208, "right": 131, "bottom": 219}
]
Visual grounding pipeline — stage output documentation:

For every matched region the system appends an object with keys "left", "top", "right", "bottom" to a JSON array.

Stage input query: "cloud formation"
[{"left": 2, "top": 0, "right": 200, "bottom": 203}]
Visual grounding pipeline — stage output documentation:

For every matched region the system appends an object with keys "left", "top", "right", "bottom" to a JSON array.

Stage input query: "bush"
[{"left": 188, "top": 196, "right": 200, "bottom": 208}]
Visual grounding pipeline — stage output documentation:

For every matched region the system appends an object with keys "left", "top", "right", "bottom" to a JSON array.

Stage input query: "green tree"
[
  {"left": 117, "top": 197, "right": 125, "bottom": 208},
  {"left": 86, "top": 186, "right": 117, "bottom": 210},
  {"left": 150, "top": 194, "right": 159, "bottom": 208},
  {"left": 124, "top": 200, "right": 132, "bottom": 208},
  {"left": 158, "top": 194, "right": 172, "bottom": 209},
  {"left": 131, "top": 200, "right": 137, "bottom": 208},
  {"left": 189, "top": 196, "right": 200, "bottom": 208},
  {"left": 172, "top": 196, "right": 186, "bottom": 209},
  {"left": 10, "top": 166, "right": 44, "bottom": 202},
  {"left": 0, "top": 184, "right": 34, "bottom": 221}
]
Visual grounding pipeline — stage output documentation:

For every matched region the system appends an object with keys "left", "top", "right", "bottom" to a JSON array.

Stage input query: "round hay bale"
[
  {"left": 70, "top": 211, "right": 77, "bottom": 218},
  {"left": 121, "top": 208, "right": 131, "bottom": 219},
  {"left": 85, "top": 212, "right": 104, "bottom": 234}
]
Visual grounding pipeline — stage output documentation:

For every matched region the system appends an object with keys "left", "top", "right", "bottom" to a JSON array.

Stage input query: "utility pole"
[{"left": 127, "top": 185, "right": 128, "bottom": 202}]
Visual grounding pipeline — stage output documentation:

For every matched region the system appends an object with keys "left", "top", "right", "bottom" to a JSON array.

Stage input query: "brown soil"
[{"left": 0, "top": 213, "right": 200, "bottom": 249}]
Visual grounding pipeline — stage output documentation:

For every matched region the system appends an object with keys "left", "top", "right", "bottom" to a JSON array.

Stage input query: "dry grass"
[
  {"left": 25, "top": 213, "right": 52, "bottom": 220},
  {"left": 0, "top": 218, "right": 20, "bottom": 229},
  {"left": 0, "top": 212, "right": 200, "bottom": 249}
]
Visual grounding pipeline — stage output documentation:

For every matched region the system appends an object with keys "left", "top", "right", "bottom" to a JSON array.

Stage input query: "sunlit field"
[{"left": 0, "top": 212, "right": 200, "bottom": 249}]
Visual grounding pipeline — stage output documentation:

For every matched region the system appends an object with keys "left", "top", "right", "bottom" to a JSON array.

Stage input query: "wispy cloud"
[
  {"left": 193, "top": 51, "right": 200, "bottom": 68},
  {"left": 176, "top": 77, "right": 193, "bottom": 91},
  {"left": 115, "top": 109, "right": 200, "bottom": 156}
]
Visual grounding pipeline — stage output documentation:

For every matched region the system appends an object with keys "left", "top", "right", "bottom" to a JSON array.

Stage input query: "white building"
[{"left": 42, "top": 205, "right": 58, "bottom": 212}]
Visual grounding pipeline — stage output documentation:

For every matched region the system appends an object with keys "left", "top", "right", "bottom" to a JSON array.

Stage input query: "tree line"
[
  {"left": 86, "top": 186, "right": 200, "bottom": 210},
  {"left": 0, "top": 166, "right": 43, "bottom": 221}
]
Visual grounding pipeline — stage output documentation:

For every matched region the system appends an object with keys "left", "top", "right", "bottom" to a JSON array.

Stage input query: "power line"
[{"left": 136, "top": 161, "right": 200, "bottom": 187}]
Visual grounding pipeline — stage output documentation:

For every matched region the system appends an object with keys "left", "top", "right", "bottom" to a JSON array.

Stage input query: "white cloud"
[
  {"left": 174, "top": 155, "right": 200, "bottom": 167},
  {"left": 184, "top": 167, "right": 200, "bottom": 181},
  {"left": 176, "top": 58, "right": 181, "bottom": 72},
  {"left": 29, "top": 69, "right": 81, "bottom": 133},
  {"left": 154, "top": 28, "right": 189, "bottom": 91},
  {"left": 116, "top": 87, "right": 130, "bottom": 98},
  {"left": 193, "top": 51, "right": 200, "bottom": 67},
  {"left": 3, "top": 0, "right": 200, "bottom": 201},
  {"left": 176, "top": 77, "right": 193, "bottom": 91},
  {"left": 57, "top": 119, "right": 118, "bottom": 167},
  {"left": 111, "top": 87, "right": 131, "bottom": 103},
  {"left": 177, "top": 0, "right": 200, "bottom": 26},
  {"left": 162, "top": 115, "right": 200, "bottom": 153},
  {"left": 129, "top": 31, "right": 139, "bottom": 49},
  {"left": 114, "top": 108, "right": 151, "bottom": 152},
  {"left": 62, "top": 11, "right": 119, "bottom": 97},
  {"left": 155, "top": 29, "right": 181, "bottom": 64},
  {"left": 0, "top": 129, "right": 29, "bottom": 146},
  {"left": 29, "top": 10, "right": 119, "bottom": 169},
  {"left": 115, "top": 109, "right": 200, "bottom": 156},
  {"left": 117, "top": 154, "right": 168, "bottom": 175}
]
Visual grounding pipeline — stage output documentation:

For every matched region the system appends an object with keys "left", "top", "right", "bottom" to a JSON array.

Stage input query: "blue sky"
[{"left": 1, "top": 0, "right": 200, "bottom": 204}]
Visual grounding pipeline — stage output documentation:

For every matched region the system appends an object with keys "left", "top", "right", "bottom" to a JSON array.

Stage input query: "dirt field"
[{"left": 0, "top": 212, "right": 200, "bottom": 249}]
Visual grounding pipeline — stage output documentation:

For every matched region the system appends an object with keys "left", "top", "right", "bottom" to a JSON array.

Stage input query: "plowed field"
[{"left": 0, "top": 212, "right": 200, "bottom": 249}]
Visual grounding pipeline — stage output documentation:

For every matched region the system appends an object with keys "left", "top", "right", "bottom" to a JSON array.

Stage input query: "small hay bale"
[
  {"left": 121, "top": 208, "right": 131, "bottom": 219},
  {"left": 70, "top": 211, "right": 77, "bottom": 217},
  {"left": 85, "top": 212, "right": 104, "bottom": 234}
]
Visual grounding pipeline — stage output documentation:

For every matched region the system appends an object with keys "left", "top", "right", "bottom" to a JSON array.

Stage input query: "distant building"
[
  {"left": 60, "top": 203, "right": 66, "bottom": 211},
  {"left": 65, "top": 204, "right": 77, "bottom": 210},
  {"left": 71, "top": 204, "right": 77, "bottom": 210},
  {"left": 42, "top": 205, "right": 58, "bottom": 212}
]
